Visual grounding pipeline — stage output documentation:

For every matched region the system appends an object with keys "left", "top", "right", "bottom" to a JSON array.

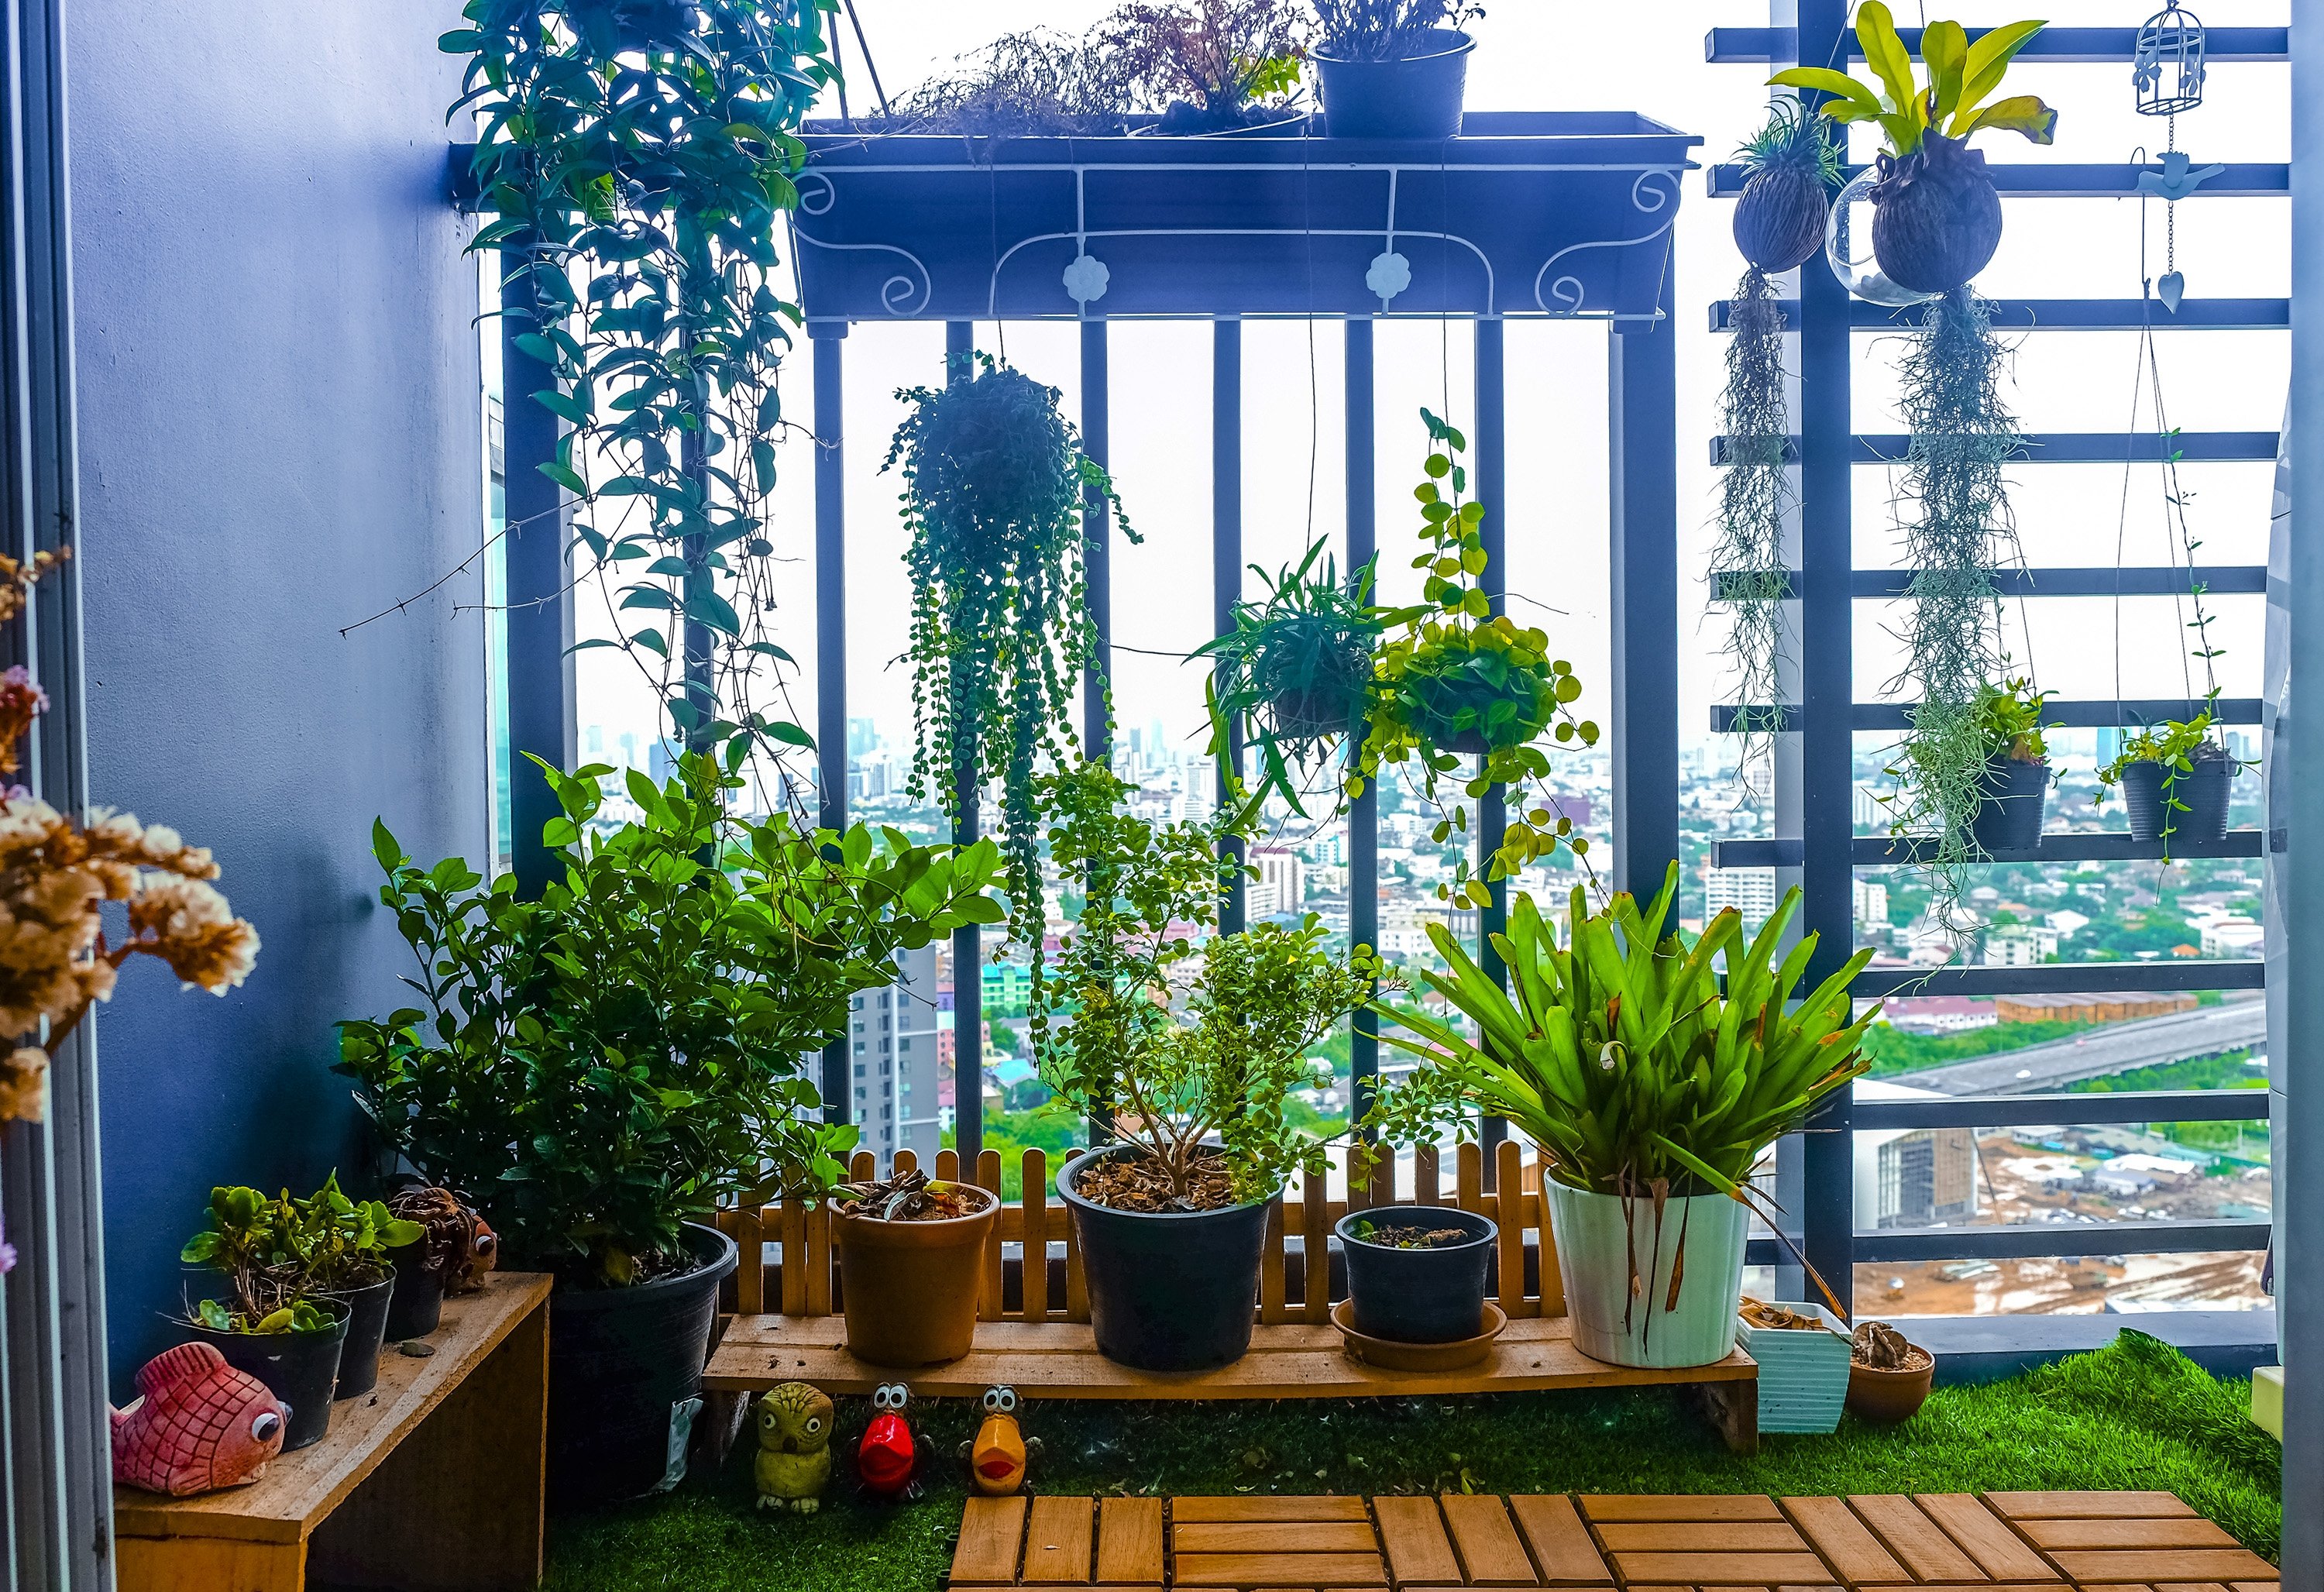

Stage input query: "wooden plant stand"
[
  {"left": 112, "top": 1272, "right": 551, "bottom": 1592},
  {"left": 706, "top": 1143, "right": 1758, "bottom": 1452}
]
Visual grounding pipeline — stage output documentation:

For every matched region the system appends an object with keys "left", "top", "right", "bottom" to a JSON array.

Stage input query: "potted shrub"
[
  {"left": 1370, "top": 864, "right": 1875, "bottom": 1369},
  {"left": 2100, "top": 710, "right": 2239, "bottom": 850},
  {"left": 1969, "top": 676, "right": 2054, "bottom": 853},
  {"left": 1193, "top": 539, "right": 1386, "bottom": 817},
  {"left": 1772, "top": 6, "right": 2056, "bottom": 295},
  {"left": 277, "top": 1174, "right": 422, "bottom": 1399},
  {"left": 339, "top": 755, "right": 1002, "bottom": 1500},
  {"left": 1310, "top": 0, "right": 1483, "bottom": 139},
  {"left": 177, "top": 1185, "right": 350, "bottom": 1452},
  {"left": 1036, "top": 763, "right": 1384, "bottom": 1372},
  {"left": 1334, "top": 1207, "right": 1495, "bottom": 1344},
  {"left": 1847, "top": 1319, "right": 1935, "bottom": 1423},
  {"left": 827, "top": 1167, "right": 999, "bottom": 1367}
]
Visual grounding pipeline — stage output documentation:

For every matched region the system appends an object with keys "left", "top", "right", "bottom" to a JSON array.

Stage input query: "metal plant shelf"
[
  {"left": 792, "top": 112, "right": 1700, "bottom": 324},
  {"left": 1708, "top": 297, "right": 2290, "bottom": 332},
  {"left": 1711, "top": 830, "right": 2267, "bottom": 868}
]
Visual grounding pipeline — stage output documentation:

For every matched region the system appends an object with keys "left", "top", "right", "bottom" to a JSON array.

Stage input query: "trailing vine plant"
[
  {"left": 885, "top": 360, "right": 1134, "bottom": 954},
  {"left": 445, "top": 1, "right": 837, "bottom": 789}
]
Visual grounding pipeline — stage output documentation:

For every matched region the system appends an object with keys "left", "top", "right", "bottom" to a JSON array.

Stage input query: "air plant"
[{"left": 1731, "top": 97, "right": 1843, "bottom": 274}]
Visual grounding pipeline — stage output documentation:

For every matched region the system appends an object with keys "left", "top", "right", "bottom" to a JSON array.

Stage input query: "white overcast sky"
[{"left": 565, "top": 1, "right": 2294, "bottom": 775}]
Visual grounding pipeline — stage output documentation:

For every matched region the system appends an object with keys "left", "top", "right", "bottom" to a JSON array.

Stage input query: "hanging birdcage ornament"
[{"left": 2133, "top": 5, "right": 2207, "bottom": 118}]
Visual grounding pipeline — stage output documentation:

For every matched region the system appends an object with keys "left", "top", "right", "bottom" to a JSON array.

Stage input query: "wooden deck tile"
[
  {"left": 1174, "top": 1522, "right": 1377, "bottom": 1554},
  {"left": 2047, "top": 1550, "right": 2279, "bottom": 1584},
  {"left": 1596, "top": 1523, "right": 1810, "bottom": 1553},
  {"left": 1985, "top": 1491, "right": 2199, "bottom": 1520},
  {"left": 1847, "top": 1495, "right": 1984, "bottom": 1582},
  {"left": 1375, "top": 1495, "right": 1463, "bottom": 1586},
  {"left": 1440, "top": 1493, "right": 1541, "bottom": 1587},
  {"left": 1096, "top": 1496, "right": 1164, "bottom": 1586},
  {"left": 1174, "top": 1551, "right": 1388, "bottom": 1586},
  {"left": 1915, "top": 1493, "right": 2058, "bottom": 1581},
  {"left": 2018, "top": 1517, "right": 2239, "bottom": 1550},
  {"left": 1023, "top": 1494, "right": 1094, "bottom": 1584},
  {"left": 1174, "top": 1496, "right": 1373, "bottom": 1522},
  {"left": 1781, "top": 1496, "right": 1910, "bottom": 1584},
  {"left": 1582, "top": 1495, "right": 1786, "bottom": 1522},
  {"left": 954, "top": 1494, "right": 1030, "bottom": 1586},
  {"left": 1509, "top": 1495, "right": 1613, "bottom": 1585},
  {"left": 1602, "top": 1551, "right": 1834, "bottom": 1583}
]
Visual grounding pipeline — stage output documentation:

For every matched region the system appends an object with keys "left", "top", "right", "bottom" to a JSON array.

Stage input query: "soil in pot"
[
  {"left": 1971, "top": 754, "right": 2048, "bottom": 854},
  {"left": 1846, "top": 1320, "right": 1934, "bottom": 1423},
  {"left": 831, "top": 1170, "right": 999, "bottom": 1368},
  {"left": 1315, "top": 28, "right": 1473, "bottom": 139},
  {"left": 2121, "top": 747, "right": 2233, "bottom": 845},
  {"left": 1058, "top": 1147, "right": 1267, "bottom": 1373},
  {"left": 185, "top": 1301, "right": 349, "bottom": 1453},
  {"left": 544, "top": 1221, "right": 738, "bottom": 1504},
  {"left": 1336, "top": 1205, "right": 1495, "bottom": 1345},
  {"left": 316, "top": 1270, "right": 394, "bottom": 1399},
  {"left": 1869, "top": 133, "right": 2003, "bottom": 295}
]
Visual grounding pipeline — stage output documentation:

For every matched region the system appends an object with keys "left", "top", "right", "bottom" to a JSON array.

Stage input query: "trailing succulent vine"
[
  {"left": 885, "top": 361, "right": 1134, "bottom": 954},
  {"left": 445, "top": 0, "right": 836, "bottom": 787},
  {"left": 1881, "top": 289, "right": 2023, "bottom": 918}
]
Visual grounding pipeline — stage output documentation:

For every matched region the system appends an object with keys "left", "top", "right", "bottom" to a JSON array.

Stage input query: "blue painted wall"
[{"left": 67, "top": 4, "right": 486, "bottom": 1386}]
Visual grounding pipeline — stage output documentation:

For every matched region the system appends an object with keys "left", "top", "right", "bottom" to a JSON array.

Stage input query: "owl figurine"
[
  {"left": 961, "top": 1385, "right": 1040, "bottom": 1496},
  {"left": 754, "top": 1382, "right": 834, "bottom": 1513}
]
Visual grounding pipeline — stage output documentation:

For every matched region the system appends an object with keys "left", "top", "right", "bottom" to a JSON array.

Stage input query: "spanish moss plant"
[
  {"left": 1880, "top": 289, "right": 2022, "bottom": 920},
  {"left": 886, "top": 362, "right": 1133, "bottom": 951},
  {"left": 1714, "top": 270, "right": 1792, "bottom": 782}
]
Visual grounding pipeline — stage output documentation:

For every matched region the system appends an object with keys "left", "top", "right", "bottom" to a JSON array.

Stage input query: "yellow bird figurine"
[
  {"left": 963, "top": 1385, "right": 1040, "bottom": 1496},
  {"left": 755, "top": 1382, "right": 834, "bottom": 1513}
]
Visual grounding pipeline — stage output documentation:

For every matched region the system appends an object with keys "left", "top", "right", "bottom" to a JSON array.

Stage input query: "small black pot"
[
  {"left": 1336, "top": 1205, "right": 1496, "bottom": 1344},
  {"left": 2122, "top": 753, "right": 2233, "bottom": 845},
  {"left": 1057, "top": 1147, "right": 1268, "bottom": 1372},
  {"left": 1972, "top": 755, "right": 2049, "bottom": 854},
  {"left": 383, "top": 1241, "right": 446, "bottom": 1341},
  {"left": 545, "top": 1222, "right": 738, "bottom": 1504},
  {"left": 1869, "top": 133, "right": 2004, "bottom": 295},
  {"left": 317, "top": 1271, "right": 394, "bottom": 1400},
  {"left": 1315, "top": 29, "right": 1473, "bottom": 139},
  {"left": 185, "top": 1300, "right": 349, "bottom": 1453},
  {"left": 1733, "top": 167, "right": 1829, "bottom": 273}
]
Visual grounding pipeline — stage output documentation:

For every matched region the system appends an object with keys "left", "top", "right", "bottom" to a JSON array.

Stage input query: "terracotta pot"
[
  {"left": 1846, "top": 1353, "right": 1935, "bottom": 1424},
  {"left": 833, "top": 1181, "right": 999, "bottom": 1367}
]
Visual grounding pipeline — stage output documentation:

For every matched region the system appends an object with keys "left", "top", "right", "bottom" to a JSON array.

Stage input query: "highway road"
[{"left": 1902, "top": 998, "right": 2267, "bottom": 1096}]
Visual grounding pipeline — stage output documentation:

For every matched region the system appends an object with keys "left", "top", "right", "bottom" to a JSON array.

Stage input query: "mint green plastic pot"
[{"left": 1542, "top": 1181, "right": 1748, "bottom": 1369}]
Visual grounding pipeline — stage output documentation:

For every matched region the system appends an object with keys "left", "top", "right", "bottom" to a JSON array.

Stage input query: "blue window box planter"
[{"left": 1737, "top": 1301, "right": 1852, "bottom": 1434}]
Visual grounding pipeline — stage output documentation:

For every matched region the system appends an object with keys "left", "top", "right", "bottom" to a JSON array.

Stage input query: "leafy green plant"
[
  {"left": 1032, "top": 762, "right": 1388, "bottom": 1206},
  {"left": 284, "top": 1174, "right": 425, "bottom": 1293},
  {"left": 886, "top": 363, "right": 1133, "bottom": 956},
  {"left": 338, "top": 755, "right": 1003, "bottom": 1287},
  {"left": 445, "top": 2, "right": 834, "bottom": 772},
  {"left": 1194, "top": 539, "right": 1385, "bottom": 816},
  {"left": 1353, "top": 411, "right": 1597, "bottom": 901},
  {"left": 2097, "top": 710, "right": 2243, "bottom": 847},
  {"left": 195, "top": 1298, "right": 340, "bottom": 1337},
  {"left": 1312, "top": 0, "right": 1485, "bottom": 60},
  {"left": 1365, "top": 863, "right": 1876, "bottom": 1202},
  {"left": 1978, "top": 676, "right": 2053, "bottom": 763},
  {"left": 1770, "top": 5, "right": 2056, "bottom": 156},
  {"left": 180, "top": 1185, "right": 304, "bottom": 1325}
]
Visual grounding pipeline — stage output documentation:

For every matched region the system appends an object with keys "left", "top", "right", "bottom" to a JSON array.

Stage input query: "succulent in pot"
[
  {"left": 1772, "top": 5, "right": 2058, "bottom": 295},
  {"left": 827, "top": 1169, "right": 999, "bottom": 1368},
  {"left": 177, "top": 1186, "right": 354, "bottom": 1451},
  {"left": 1846, "top": 1319, "right": 1935, "bottom": 1423},
  {"left": 1731, "top": 98, "right": 1842, "bottom": 274},
  {"left": 1968, "top": 676, "right": 2054, "bottom": 854},
  {"left": 1367, "top": 864, "right": 1875, "bottom": 1369},
  {"left": 276, "top": 1174, "right": 422, "bottom": 1399},
  {"left": 1035, "top": 763, "right": 1390, "bottom": 1372}
]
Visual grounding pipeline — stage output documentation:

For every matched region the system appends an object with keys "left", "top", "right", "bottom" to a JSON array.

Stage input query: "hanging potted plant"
[
  {"left": 177, "top": 1186, "right": 352, "bottom": 1453},
  {"left": 1773, "top": 6, "right": 2057, "bottom": 296},
  {"left": 1368, "top": 865, "right": 1875, "bottom": 1369},
  {"left": 1731, "top": 96, "right": 1841, "bottom": 277},
  {"left": 1193, "top": 540, "right": 1386, "bottom": 817},
  {"left": 1036, "top": 763, "right": 1386, "bottom": 1372},
  {"left": 1968, "top": 676, "right": 2054, "bottom": 853},
  {"left": 1309, "top": 0, "right": 1482, "bottom": 139},
  {"left": 339, "top": 755, "right": 1002, "bottom": 1500},
  {"left": 827, "top": 1167, "right": 999, "bottom": 1368},
  {"left": 2099, "top": 710, "right": 2240, "bottom": 849},
  {"left": 887, "top": 361, "right": 1132, "bottom": 961}
]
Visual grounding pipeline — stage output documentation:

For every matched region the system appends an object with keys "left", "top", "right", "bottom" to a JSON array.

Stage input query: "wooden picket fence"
[{"left": 715, "top": 1139, "right": 1565, "bottom": 1326}]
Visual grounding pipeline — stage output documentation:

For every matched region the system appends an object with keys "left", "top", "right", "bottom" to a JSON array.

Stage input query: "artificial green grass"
[{"left": 542, "top": 1329, "right": 2279, "bottom": 1592}]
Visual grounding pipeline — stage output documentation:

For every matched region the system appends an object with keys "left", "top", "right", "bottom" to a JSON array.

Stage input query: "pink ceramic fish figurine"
[{"left": 111, "top": 1342, "right": 287, "bottom": 1495}]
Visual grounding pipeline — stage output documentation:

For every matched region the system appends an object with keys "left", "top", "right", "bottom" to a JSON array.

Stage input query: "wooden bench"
[
  {"left": 705, "top": 1143, "right": 1758, "bottom": 1450},
  {"left": 113, "top": 1272, "right": 551, "bottom": 1592}
]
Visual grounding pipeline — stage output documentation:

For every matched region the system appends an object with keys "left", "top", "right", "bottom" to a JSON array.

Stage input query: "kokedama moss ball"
[
  {"left": 904, "top": 368, "right": 1077, "bottom": 564},
  {"left": 1870, "top": 132, "right": 2005, "bottom": 296},
  {"left": 1732, "top": 166, "right": 1828, "bottom": 274}
]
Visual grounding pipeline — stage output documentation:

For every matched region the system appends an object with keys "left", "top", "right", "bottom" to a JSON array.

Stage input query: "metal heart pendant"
[{"left": 2157, "top": 270, "right": 2186, "bottom": 313}]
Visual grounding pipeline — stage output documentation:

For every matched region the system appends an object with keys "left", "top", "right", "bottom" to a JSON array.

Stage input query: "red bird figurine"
[{"left": 856, "top": 1383, "right": 921, "bottom": 1500}]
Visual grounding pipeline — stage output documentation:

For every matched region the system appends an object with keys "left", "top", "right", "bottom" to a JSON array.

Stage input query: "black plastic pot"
[
  {"left": 185, "top": 1299, "right": 349, "bottom": 1453},
  {"left": 545, "top": 1222, "right": 738, "bottom": 1503},
  {"left": 1971, "top": 755, "right": 2049, "bottom": 854},
  {"left": 2121, "top": 752, "right": 2233, "bottom": 845},
  {"left": 318, "top": 1271, "right": 394, "bottom": 1400},
  {"left": 1315, "top": 29, "right": 1473, "bottom": 139},
  {"left": 383, "top": 1241, "right": 445, "bottom": 1341},
  {"left": 1869, "top": 132, "right": 2003, "bottom": 295},
  {"left": 1335, "top": 1205, "right": 1496, "bottom": 1344},
  {"left": 1057, "top": 1147, "right": 1268, "bottom": 1372}
]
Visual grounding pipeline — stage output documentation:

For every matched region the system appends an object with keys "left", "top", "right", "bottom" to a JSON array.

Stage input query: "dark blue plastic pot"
[
  {"left": 1336, "top": 1205, "right": 1496, "bottom": 1343},
  {"left": 1315, "top": 29, "right": 1473, "bottom": 140},
  {"left": 1057, "top": 1147, "right": 1268, "bottom": 1372}
]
